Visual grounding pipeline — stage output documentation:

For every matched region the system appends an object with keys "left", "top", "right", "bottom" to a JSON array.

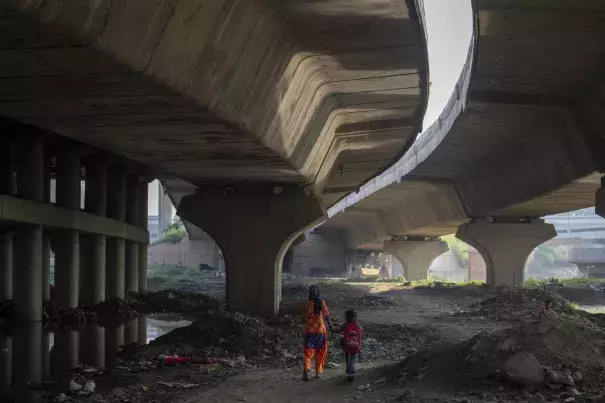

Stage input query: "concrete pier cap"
[
  {"left": 177, "top": 184, "right": 325, "bottom": 317},
  {"left": 456, "top": 218, "right": 556, "bottom": 286},
  {"left": 383, "top": 237, "right": 449, "bottom": 281}
]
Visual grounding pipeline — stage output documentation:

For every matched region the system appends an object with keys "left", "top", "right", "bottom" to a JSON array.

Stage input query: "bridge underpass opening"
[
  {"left": 146, "top": 220, "right": 227, "bottom": 302},
  {"left": 535, "top": 207, "right": 605, "bottom": 280}
]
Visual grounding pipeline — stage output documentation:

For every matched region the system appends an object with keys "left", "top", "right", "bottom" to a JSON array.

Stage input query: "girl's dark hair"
[{"left": 345, "top": 309, "right": 357, "bottom": 323}]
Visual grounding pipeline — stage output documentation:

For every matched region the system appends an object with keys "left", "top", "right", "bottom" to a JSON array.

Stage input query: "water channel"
[{"left": 0, "top": 316, "right": 193, "bottom": 402}]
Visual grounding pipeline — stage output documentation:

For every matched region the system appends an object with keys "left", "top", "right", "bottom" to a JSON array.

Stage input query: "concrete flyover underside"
[
  {"left": 323, "top": 0, "right": 605, "bottom": 251},
  {"left": 2, "top": 0, "right": 428, "bottom": 208}
]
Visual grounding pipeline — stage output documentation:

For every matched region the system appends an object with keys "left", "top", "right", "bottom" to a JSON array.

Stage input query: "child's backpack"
[{"left": 342, "top": 323, "right": 362, "bottom": 354}]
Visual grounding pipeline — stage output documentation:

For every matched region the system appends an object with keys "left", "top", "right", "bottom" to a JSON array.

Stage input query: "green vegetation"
[
  {"left": 525, "top": 276, "right": 605, "bottom": 288},
  {"left": 344, "top": 275, "right": 484, "bottom": 288},
  {"left": 148, "top": 263, "right": 201, "bottom": 279},
  {"left": 147, "top": 263, "right": 206, "bottom": 291},
  {"left": 441, "top": 234, "right": 469, "bottom": 267},
  {"left": 152, "top": 221, "right": 187, "bottom": 245},
  {"left": 408, "top": 278, "right": 485, "bottom": 288}
]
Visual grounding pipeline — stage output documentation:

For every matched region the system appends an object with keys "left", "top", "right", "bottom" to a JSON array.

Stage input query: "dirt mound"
[
  {"left": 457, "top": 287, "right": 577, "bottom": 322},
  {"left": 403, "top": 313, "right": 605, "bottom": 388},
  {"left": 135, "top": 290, "right": 222, "bottom": 315},
  {"left": 553, "top": 286, "right": 605, "bottom": 306},
  {"left": 43, "top": 300, "right": 98, "bottom": 329},
  {"left": 85, "top": 298, "right": 139, "bottom": 327}
]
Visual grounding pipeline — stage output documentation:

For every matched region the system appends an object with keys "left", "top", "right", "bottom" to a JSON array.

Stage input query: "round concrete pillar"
[
  {"left": 0, "top": 233, "right": 12, "bottom": 301},
  {"left": 138, "top": 180, "right": 148, "bottom": 292},
  {"left": 83, "top": 158, "right": 108, "bottom": 305},
  {"left": 106, "top": 167, "right": 126, "bottom": 300},
  {"left": 55, "top": 148, "right": 81, "bottom": 308},
  {"left": 126, "top": 242, "right": 139, "bottom": 293}
]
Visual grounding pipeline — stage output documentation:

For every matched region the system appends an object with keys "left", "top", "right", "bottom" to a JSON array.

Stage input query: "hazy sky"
[
  {"left": 148, "top": 179, "right": 160, "bottom": 215},
  {"left": 147, "top": 1, "right": 473, "bottom": 214},
  {"left": 422, "top": 0, "right": 473, "bottom": 129}
]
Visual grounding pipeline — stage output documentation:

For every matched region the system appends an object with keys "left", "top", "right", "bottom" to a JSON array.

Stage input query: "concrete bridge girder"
[
  {"left": 320, "top": 1, "right": 605, "bottom": 255},
  {"left": 4, "top": 0, "right": 428, "bottom": 207}
]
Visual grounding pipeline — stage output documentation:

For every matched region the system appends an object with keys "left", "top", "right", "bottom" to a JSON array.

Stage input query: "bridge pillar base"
[
  {"left": 456, "top": 220, "right": 556, "bottom": 286},
  {"left": 178, "top": 185, "right": 324, "bottom": 317},
  {"left": 383, "top": 239, "right": 448, "bottom": 281}
]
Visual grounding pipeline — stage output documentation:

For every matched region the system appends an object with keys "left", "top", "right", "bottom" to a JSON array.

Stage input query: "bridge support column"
[
  {"left": 106, "top": 166, "right": 126, "bottom": 359},
  {"left": 178, "top": 185, "right": 323, "bottom": 317},
  {"left": 383, "top": 239, "right": 448, "bottom": 281},
  {"left": 138, "top": 181, "right": 149, "bottom": 294},
  {"left": 54, "top": 148, "right": 81, "bottom": 379},
  {"left": 456, "top": 219, "right": 556, "bottom": 286},
  {"left": 106, "top": 166, "right": 126, "bottom": 300},
  {"left": 13, "top": 134, "right": 44, "bottom": 397},
  {"left": 0, "top": 145, "right": 13, "bottom": 303}
]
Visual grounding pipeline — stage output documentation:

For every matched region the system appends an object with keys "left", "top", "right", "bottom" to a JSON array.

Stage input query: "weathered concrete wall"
[
  {"left": 147, "top": 238, "right": 222, "bottom": 270},
  {"left": 291, "top": 232, "right": 347, "bottom": 276}
]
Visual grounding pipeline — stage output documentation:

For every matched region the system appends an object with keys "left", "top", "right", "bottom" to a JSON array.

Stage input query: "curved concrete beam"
[
  {"left": 4, "top": 0, "right": 428, "bottom": 207},
  {"left": 322, "top": 1, "right": 605, "bottom": 247}
]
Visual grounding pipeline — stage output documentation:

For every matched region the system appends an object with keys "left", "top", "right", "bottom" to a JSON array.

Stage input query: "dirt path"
[
  {"left": 182, "top": 361, "right": 393, "bottom": 403},
  {"left": 177, "top": 282, "right": 511, "bottom": 403}
]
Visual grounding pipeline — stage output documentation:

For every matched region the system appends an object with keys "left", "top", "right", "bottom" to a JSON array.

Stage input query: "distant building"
[{"left": 148, "top": 215, "right": 161, "bottom": 243}]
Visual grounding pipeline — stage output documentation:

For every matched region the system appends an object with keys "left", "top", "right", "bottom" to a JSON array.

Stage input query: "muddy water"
[{"left": 0, "top": 316, "right": 193, "bottom": 402}]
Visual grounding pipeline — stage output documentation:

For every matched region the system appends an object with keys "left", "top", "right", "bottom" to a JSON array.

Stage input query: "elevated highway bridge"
[{"left": 321, "top": 0, "right": 605, "bottom": 285}]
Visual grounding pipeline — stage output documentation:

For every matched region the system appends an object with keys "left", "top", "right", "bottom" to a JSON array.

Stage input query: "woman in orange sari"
[{"left": 302, "top": 285, "right": 334, "bottom": 381}]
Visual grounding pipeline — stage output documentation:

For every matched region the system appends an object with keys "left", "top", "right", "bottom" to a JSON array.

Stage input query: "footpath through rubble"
[{"left": 3, "top": 278, "right": 605, "bottom": 402}]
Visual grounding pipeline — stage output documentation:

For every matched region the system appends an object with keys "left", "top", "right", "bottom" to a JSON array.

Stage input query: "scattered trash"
[
  {"left": 162, "top": 355, "right": 193, "bottom": 365},
  {"left": 83, "top": 380, "right": 96, "bottom": 393},
  {"left": 56, "top": 393, "right": 70, "bottom": 402},
  {"left": 69, "top": 380, "right": 83, "bottom": 392},
  {"left": 325, "top": 361, "right": 340, "bottom": 368},
  {"left": 356, "top": 383, "right": 371, "bottom": 392}
]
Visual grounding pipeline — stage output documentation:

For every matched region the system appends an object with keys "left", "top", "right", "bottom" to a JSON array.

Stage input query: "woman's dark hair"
[
  {"left": 345, "top": 309, "right": 357, "bottom": 323},
  {"left": 308, "top": 285, "right": 323, "bottom": 315}
]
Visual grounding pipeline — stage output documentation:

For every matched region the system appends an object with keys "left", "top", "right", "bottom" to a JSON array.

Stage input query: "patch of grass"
[{"left": 525, "top": 276, "right": 605, "bottom": 289}]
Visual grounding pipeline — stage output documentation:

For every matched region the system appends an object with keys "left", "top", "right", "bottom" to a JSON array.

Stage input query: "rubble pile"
[
  {"left": 145, "top": 311, "right": 303, "bottom": 369},
  {"left": 399, "top": 312, "right": 605, "bottom": 396},
  {"left": 134, "top": 290, "right": 223, "bottom": 316},
  {"left": 43, "top": 300, "right": 98, "bottom": 330},
  {"left": 456, "top": 287, "right": 577, "bottom": 322},
  {"left": 85, "top": 298, "right": 139, "bottom": 327}
]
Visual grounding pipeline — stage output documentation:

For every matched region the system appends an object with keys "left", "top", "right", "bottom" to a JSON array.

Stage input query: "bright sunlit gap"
[{"left": 421, "top": 0, "right": 473, "bottom": 131}]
